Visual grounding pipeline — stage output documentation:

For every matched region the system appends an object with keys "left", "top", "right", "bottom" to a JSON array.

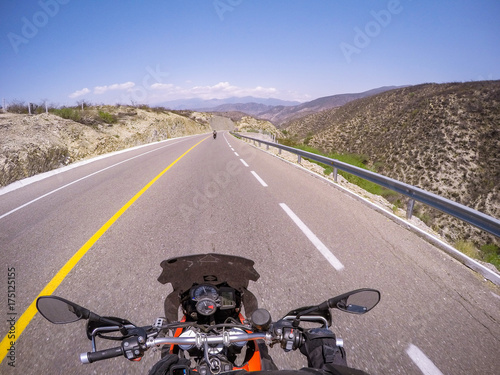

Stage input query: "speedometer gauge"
[
  {"left": 196, "top": 298, "right": 217, "bottom": 316},
  {"left": 193, "top": 285, "right": 218, "bottom": 300}
]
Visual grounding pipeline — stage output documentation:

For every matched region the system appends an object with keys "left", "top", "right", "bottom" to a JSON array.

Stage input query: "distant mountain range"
[
  {"left": 253, "top": 86, "right": 402, "bottom": 126},
  {"left": 156, "top": 96, "right": 300, "bottom": 111},
  {"left": 155, "top": 87, "right": 402, "bottom": 126}
]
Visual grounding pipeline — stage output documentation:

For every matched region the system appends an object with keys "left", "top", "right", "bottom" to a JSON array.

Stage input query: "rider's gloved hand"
[
  {"left": 300, "top": 328, "right": 347, "bottom": 369},
  {"left": 148, "top": 354, "right": 191, "bottom": 375}
]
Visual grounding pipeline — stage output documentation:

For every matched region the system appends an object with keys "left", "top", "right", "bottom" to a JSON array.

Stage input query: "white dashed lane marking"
[
  {"left": 251, "top": 171, "right": 268, "bottom": 187},
  {"left": 279, "top": 203, "right": 344, "bottom": 271},
  {"left": 406, "top": 344, "right": 444, "bottom": 375}
]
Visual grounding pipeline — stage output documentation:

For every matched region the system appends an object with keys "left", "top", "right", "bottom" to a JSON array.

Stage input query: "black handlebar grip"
[{"left": 80, "top": 346, "right": 124, "bottom": 364}]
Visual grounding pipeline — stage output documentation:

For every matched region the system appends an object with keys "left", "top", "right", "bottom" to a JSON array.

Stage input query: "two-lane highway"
[{"left": 1, "top": 132, "right": 499, "bottom": 374}]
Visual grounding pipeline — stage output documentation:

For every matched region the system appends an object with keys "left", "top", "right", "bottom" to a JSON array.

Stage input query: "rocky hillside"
[
  {"left": 235, "top": 116, "right": 282, "bottom": 137},
  {"left": 285, "top": 81, "right": 500, "bottom": 246},
  {"left": 258, "top": 86, "right": 400, "bottom": 126},
  {"left": 208, "top": 87, "right": 400, "bottom": 126},
  {"left": 0, "top": 106, "right": 211, "bottom": 187}
]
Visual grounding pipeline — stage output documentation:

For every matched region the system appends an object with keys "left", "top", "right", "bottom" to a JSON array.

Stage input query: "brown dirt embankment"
[{"left": 0, "top": 107, "right": 210, "bottom": 187}]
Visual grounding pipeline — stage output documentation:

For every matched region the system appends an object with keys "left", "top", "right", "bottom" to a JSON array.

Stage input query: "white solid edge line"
[
  {"left": 251, "top": 171, "right": 268, "bottom": 187},
  {"left": 406, "top": 344, "right": 444, "bottom": 375},
  {"left": 279, "top": 203, "right": 344, "bottom": 271},
  {"left": 0, "top": 140, "right": 183, "bottom": 220},
  {"left": 240, "top": 159, "right": 249, "bottom": 167}
]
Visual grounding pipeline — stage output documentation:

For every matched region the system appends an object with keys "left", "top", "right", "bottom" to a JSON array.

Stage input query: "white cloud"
[
  {"left": 151, "top": 83, "right": 175, "bottom": 90},
  {"left": 69, "top": 87, "right": 90, "bottom": 98},
  {"left": 190, "top": 82, "right": 278, "bottom": 99},
  {"left": 68, "top": 80, "right": 305, "bottom": 105},
  {"left": 150, "top": 81, "right": 278, "bottom": 100},
  {"left": 94, "top": 81, "right": 135, "bottom": 95}
]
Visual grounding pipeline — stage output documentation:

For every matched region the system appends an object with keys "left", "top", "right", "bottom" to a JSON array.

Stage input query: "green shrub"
[
  {"left": 453, "top": 241, "right": 500, "bottom": 270},
  {"left": 52, "top": 107, "right": 81, "bottom": 122},
  {"left": 278, "top": 138, "right": 298, "bottom": 147},
  {"left": 7, "top": 100, "right": 29, "bottom": 114},
  {"left": 98, "top": 111, "right": 117, "bottom": 124},
  {"left": 416, "top": 211, "right": 432, "bottom": 226},
  {"left": 455, "top": 240, "right": 479, "bottom": 258},
  {"left": 480, "top": 244, "right": 500, "bottom": 270},
  {"left": 392, "top": 199, "right": 402, "bottom": 214}
]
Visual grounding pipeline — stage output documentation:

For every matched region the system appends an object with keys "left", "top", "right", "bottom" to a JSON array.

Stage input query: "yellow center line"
[{"left": 0, "top": 136, "right": 208, "bottom": 364}]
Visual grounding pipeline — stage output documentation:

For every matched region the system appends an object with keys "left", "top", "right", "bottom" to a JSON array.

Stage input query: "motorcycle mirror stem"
[
  {"left": 293, "top": 288, "right": 381, "bottom": 326},
  {"left": 36, "top": 296, "right": 130, "bottom": 334}
]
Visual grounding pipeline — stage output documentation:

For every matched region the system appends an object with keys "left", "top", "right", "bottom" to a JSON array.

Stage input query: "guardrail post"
[
  {"left": 333, "top": 167, "right": 338, "bottom": 183},
  {"left": 406, "top": 199, "right": 415, "bottom": 220},
  {"left": 278, "top": 148, "right": 282, "bottom": 155},
  {"left": 298, "top": 155, "right": 302, "bottom": 163},
  {"left": 266, "top": 144, "right": 269, "bottom": 150}
]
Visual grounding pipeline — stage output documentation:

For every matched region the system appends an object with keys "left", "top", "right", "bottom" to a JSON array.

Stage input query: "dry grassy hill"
[
  {"left": 0, "top": 106, "right": 211, "bottom": 186},
  {"left": 284, "top": 81, "right": 500, "bottom": 247}
]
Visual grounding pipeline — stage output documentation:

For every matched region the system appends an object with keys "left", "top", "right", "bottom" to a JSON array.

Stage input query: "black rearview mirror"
[
  {"left": 335, "top": 289, "right": 380, "bottom": 314},
  {"left": 36, "top": 296, "right": 91, "bottom": 324}
]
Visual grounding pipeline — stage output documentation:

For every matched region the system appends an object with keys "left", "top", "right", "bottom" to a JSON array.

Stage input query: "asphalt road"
[{"left": 0, "top": 132, "right": 499, "bottom": 375}]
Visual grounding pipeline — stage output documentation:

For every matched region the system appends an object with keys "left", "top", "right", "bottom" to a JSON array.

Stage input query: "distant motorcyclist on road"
[
  {"left": 149, "top": 327, "right": 370, "bottom": 375},
  {"left": 213, "top": 130, "right": 217, "bottom": 139}
]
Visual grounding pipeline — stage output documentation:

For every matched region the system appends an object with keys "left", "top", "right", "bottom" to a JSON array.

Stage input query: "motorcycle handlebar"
[
  {"left": 80, "top": 346, "right": 124, "bottom": 364},
  {"left": 80, "top": 332, "right": 270, "bottom": 364},
  {"left": 150, "top": 332, "right": 270, "bottom": 347}
]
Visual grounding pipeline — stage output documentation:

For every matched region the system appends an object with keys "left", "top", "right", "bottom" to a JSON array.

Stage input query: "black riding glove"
[
  {"left": 300, "top": 328, "right": 347, "bottom": 368},
  {"left": 148, "top": 354, "right": 191, "bottom": 375}
]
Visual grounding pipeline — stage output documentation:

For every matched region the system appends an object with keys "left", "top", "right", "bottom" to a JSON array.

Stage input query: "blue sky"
[{"left": 1, "top": 0, "right": 499, "bottom": 106}]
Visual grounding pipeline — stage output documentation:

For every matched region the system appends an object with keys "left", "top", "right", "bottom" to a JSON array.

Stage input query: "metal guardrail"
[{"left": 233, "top": 133, "right": 500, "bottom": 239}]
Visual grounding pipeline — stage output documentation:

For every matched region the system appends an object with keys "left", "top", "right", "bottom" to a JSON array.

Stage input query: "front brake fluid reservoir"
[{"left": 179, "top": 329, "right": 196, "bottom": 350}]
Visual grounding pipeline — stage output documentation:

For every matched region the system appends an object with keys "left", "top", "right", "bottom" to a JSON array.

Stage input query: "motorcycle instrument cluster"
[{"left": 191, "top": 284, "right": 236, "bottom": 316}]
